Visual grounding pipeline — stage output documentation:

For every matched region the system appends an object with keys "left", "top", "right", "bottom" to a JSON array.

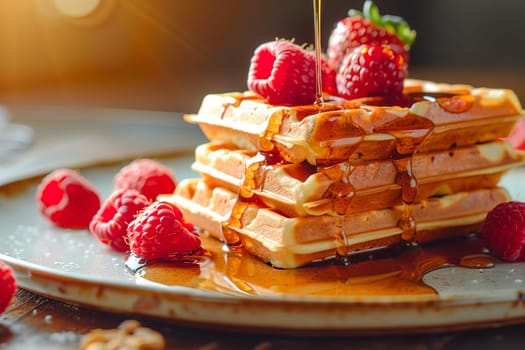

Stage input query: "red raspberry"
[
  {"left": 328, "top": 18, "right": 408, "bottom": 71},
  {"left": 303, "top": 51, "right": 339, "bottom": 97},
  {"left": 89, "top": 189, "right": 150, "bottom": 252},
  {"left": 114, "top": 159, "right": 177, "bottom": 201},
  {"left": 247, "top": 40, "right": 316, "bottom": 105},
  {"left": 507, "top": 118, "right": 525, "bottom": 151},
  {"left": 36, "top": 169, "right": 101, "bottom": 229},
  {"left": 320, "top": 54, "right": 338, "bottom": 97},
  {"left": 482, "top": 201, "right": 525, "bottom": 262},
  {"left": 0, "top": 261, "right": 17, "bottom": 315},
  {"left": 327, "top": 2, "right": 414, "bottom": 71},
  {"left": 127, "top": 201, "right": 204, "bottom": 261},
  {"left": 336, "top": 44, "right": 407, "bottom": 100}
]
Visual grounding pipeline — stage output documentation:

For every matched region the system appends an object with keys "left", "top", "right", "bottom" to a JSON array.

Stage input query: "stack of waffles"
[{"left": 163, "top": 80, "right": 525, "bottom": 268}]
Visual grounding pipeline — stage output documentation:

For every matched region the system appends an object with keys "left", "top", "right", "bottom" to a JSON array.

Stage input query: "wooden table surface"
[
  {"left": 2, "top": 103, "right": 525, "bottom": 349},
  {"left": 1, "top": 288, "right": 525, "bottom": 350}
]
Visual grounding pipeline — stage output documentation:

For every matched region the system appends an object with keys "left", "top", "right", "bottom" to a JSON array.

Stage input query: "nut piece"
[{"left": 81, "top": 320, "right": 166, "bottom": 350}]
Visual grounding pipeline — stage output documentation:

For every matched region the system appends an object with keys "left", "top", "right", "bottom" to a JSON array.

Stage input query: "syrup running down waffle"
[{"left": 162, "top": 80, "right": 525, "bottom": 268}]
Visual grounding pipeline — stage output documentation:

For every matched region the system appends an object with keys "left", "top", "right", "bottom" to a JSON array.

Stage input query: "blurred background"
[{"left": 0, "top": 0, "right": 523, "bottom": 113}]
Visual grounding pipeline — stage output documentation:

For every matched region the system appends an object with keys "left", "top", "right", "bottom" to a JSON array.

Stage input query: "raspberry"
[
  {"left": 127, "top": 201, "right": 204, "bottom": 261},
  {"left": 482, "top": 201, "right": 525, "bottom": 262},
  {"left": 0, "top": 261, "right": 17, "bottom": 315},
  {"left": 327, "top": 1, "right": 414, "bottom": 72},
  {"left": 320, "top": 54, "right": 338, "bottom": 97},
  {"left": 114, "top": 159, "right": 177, "bottom": 201},
  {"left": 89, "top": 189, "right": 150, "bottom": 252},
  {"left": 328, "top": 17, "right": 407, "bottom": 71},
  {"left": 507, "top": 118, "right": 525, "bottom": 151},
  {"left": 336, "top": 44, "right": 407, "bottom": 100},
  {"left": 36, "top": 168, "right": 101, "bottom": 229},
  {"left": 247, "top": 40, "right": 316, "bottom": 105}
]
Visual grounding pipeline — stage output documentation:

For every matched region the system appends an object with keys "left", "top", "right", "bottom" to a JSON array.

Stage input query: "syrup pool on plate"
[{"left": 128, "top": 233, "right": 496, "bottom": 297}]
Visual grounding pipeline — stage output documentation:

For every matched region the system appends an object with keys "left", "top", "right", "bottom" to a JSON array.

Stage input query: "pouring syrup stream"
[
  {"left": 313, "top": 0, "right": 352, "bottom": 263},
  {"left": 313, "top": 0, "right": 324, "bottom": 106}
]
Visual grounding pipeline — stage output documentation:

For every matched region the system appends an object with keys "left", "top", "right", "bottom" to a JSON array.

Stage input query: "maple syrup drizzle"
[
  {"left": 437, "top": 94, "right": 475, "bottom": 114},
  {"left": 219, "top": 95, "right": 244, "bottom": 120},
  {"left": 372, "top": 113, "right": 435, "bottom": 246},
  {"left": 132, "top": 234, "right": 497, "bottom": 297},
  {"left": 212, "top": 93, "right": 489, "bottom": 269},
  {"left": 394, "top": 156, "right": 418, "bottom": 243},
  {"left": 219, "top": 202, "right": 243, "bottom": 248},
  {"left": 219, "top": 143, "right": 280, "bottom": 251},
  {"left": 134, "top": 1, "right": 501, "bottom": 297},
  {"left": 334, "top": 216, "right": 351, "bottom": 265},
  {"left": 311, "top": 115, "right": 365, "bottom": 261},
  {"left": 315, "top": 162, "right": 356, "bottom": 263},
  {"left": 459, "top": 254, "right": 496, "bottom": 269},
  {"left": 313, "top": 0, "right": 324, "bottom": 106},
  {"left": 126, "top": 253, "right": 209, "bottom": 272},
  {"left": 215, "top": 0, "right": 332, "bottom": 253}
]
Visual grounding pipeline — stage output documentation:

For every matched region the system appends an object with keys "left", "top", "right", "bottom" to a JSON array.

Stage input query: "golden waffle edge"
[
  {"left": 162, "top": 180, "right": 510, "bottom": 268},
  {"left": 191, "top": 140, "right": 525, "bottom": 217},
  {"left": 185, "top": 80, "right": 524, "bottom": 165},
  {"left": 163, "top": 79, "right": 525, "bottom": 268}
]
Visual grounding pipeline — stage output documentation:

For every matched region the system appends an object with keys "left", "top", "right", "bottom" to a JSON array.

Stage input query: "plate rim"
[
  {"left": 1, "top": 231, "right": 524, "bottom": 306},
  {"left": 2, "top": 154, "right": 525, "bottom": 333},
  {"left": 6, "top": 252, "right": 525, "bottom": 335}
]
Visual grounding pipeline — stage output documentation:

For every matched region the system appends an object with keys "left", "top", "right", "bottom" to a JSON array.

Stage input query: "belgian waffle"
[
  {"left": 164, "top": 180, "right": 510, "bottom": 268},
  {"left": 185, "top": 80, "right": 523, "bottom": 165},
  {"left": 162, "top": 79, "right": 524, "bottom": 268},
  {"left": 191, "top": 140, "right": 524, "bottom": 217}
]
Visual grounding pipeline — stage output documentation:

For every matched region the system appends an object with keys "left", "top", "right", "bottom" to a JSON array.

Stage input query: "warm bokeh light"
[
  {"left": 53, "top": 0, "right": 101, "bottom": 18},
  {"left": 0, "top": 1, "right": 523, "bottom": 112}
]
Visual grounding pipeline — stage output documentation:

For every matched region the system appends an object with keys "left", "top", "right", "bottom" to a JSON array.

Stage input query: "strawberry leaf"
[{"left": 362, "top": 1, "right": 416, "bottom": 48}]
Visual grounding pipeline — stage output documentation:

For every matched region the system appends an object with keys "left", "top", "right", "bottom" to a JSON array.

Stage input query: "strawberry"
[
  {"left": 0, "top": 261, "right": 17, "bottom": 315},
  {"left": 89, "top": 189, "right": 151, "bottom": 252},
  {"left": 482, "top": 201, "right": 525, "bottom": 262},
  {"left": 127, "top": 201, "right": 204, "bottom": 261},
  {"left": 327, "top": 1, "right": 415, "bottom": 71},
  {"left": 36, "top": 169, "right": 101, "bottom": 229},
  {"left": 113, "top": 159, "right": 177, "bottom": 201},
  {"left": 247, "top": 40, "right": 317, "bottom": 105},
  {"left": 336, "top": 44, "right": 407, "bottom": 100}
]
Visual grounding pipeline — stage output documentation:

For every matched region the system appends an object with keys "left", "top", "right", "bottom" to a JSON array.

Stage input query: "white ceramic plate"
[{"left": 1, "top": 156, "right": 525, "bottom": 334}]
